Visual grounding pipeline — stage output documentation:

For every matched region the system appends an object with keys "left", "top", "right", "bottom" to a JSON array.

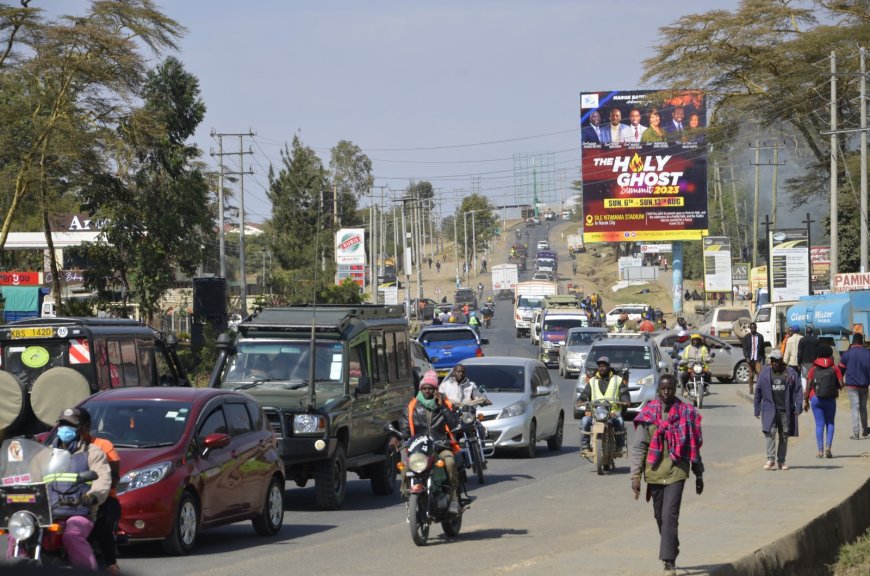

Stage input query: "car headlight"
[
  {"left": 408, "top": 452, "right": 428, "bottom": 473},
  {"left": 116, "top": 461, "right": 172, "bottom": 495},
  {"left": 541, "top": 340, "right": 554, "bottom": 349},
  {"left": 9, "top": 511, "right": 36, "bottom": 541},
  {"left": 637, "top": 374, "right": 654, "bottom": 387},
  {"left": 500, "top": 402, "right": 526, "bottom": 418},
  {"left": 567, "top": 351, "right": 582, "bottom": 360},
  {"left": 293, "top": 414, "right": 327, "bottom": 435}
]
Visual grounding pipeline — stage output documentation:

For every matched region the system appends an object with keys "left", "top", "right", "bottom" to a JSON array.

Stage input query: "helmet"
[
  {"left": 470, "top": 311, "right": 477, "bottom": 317},
  {"left": 691, "top": 333, "right": 702, "bottom": 343},
  {"left": 448, "top": 315, "right": 456, "bottom": 323}
]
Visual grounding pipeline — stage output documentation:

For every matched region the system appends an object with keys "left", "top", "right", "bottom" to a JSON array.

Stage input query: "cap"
[
  {"left": 56, "top": 407, "right": 82, "bottom": 426},
  {"left": 790, "top": 325, "right": 800, "bottom": 332},
  {"left": 596, "top": 356, "right": 610, "bottom": 365},
  {"left": 769, "top": 349, "right": 783, "bottom": 360},
  {"left": 420, "top": 370, "right": 439, "bottom": 389}
]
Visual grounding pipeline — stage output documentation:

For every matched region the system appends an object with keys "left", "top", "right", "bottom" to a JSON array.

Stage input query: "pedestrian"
[
  {"left": 631, "top": 374, "right": 704, "bottom": 576},
  {"left": 837, "top": 332, "right": 870, "bottom": 439},
  {"left": 754, "top": 350, "right": 802, "bottom": 471},
  {"left": 804, "top": 344, "right": 843, "bottom": 458},
  {"left": 797, "top": 326, "right": 819, "bottom": 387},
  {"left": 742, "top": 322, "right": 765, "bottom": 395},
  {"left": 481, "top": 257, "right": 488, "bottom": 273},
  {"left": 783, "top": 325, "right": 802, "bottom": 374},
  {"left": 427, "top": 257, "right": 433, "bottom": 270},
  {"left": 662, "top": 257, "right": 669, "bottom": 271},
  {"left": 436, "top": 260, "right": 441, "bottom": 273}
]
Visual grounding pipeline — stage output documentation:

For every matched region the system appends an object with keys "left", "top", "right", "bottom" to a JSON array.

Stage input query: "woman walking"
[{"left": 804, "top": 344, "right": 844, "bottom": 458}]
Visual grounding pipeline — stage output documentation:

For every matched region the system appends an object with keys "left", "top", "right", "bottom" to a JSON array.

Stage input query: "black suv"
[
  {"left": 454, "top": 287, "right": 478, "bottom": 311},
  {"left": 0, "top": 317, "right": 189, "bottom": 438}
]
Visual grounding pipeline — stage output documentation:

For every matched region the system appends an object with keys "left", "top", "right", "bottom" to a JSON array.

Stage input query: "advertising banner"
[
  {"left": 833, "top": 273, "right": 870, "bottom": 293},
  {"left": 639, "top": 243, "right": 672, "bottom": 253},
  {"left": 811, "top": 245, "right": 831, "bottom": 293},
  {"left": 336, "top": 264, "right": 365, "bottom": 288},
  {"left": 732, "top": 262, "right": 750, "bottom": 287},
  {"left": 703, "top": 236, "right": 732, "bottom": 292},
  {"left": 769, "top": 229, "right": 809, "bottom": 302},
  {"left": 335, "top": 228, "right": 366, "bottom": 265},
  {"left": 0, "top": 271, "right": 41, "bottom": 286},
  {"left": 579, "top": 90, "right": 708, "bottom": 243}
]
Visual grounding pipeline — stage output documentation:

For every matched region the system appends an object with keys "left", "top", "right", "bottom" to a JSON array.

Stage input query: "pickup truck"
[{"left": 417, "top": 324, "right": 488, "bottom": 379}]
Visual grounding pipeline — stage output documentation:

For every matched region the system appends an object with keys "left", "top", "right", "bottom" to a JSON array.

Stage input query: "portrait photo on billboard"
[{"left": 579, "top": 90, "right": 708, "bottom": 243}]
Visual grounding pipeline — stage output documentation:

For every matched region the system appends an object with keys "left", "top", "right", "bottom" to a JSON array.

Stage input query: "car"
[
  {"left": 417, "top": 324, "right": 488, "bottom": 379},
  {"left": 464, "top": 356, "right": 564, "bottom": 458},
  {"left": 604, "top": 304, "right": 652, "bottom": 327},
  {"left": 454, "top": 287, "right": 478, "bottom": 311},
  {"left": 537, "top": 240, "right": 549, "bottom": 251},
  {"left": 74, "top": 387, "right": 285, "bottom": 555},
  {"left": 652, "top": 331, "right": 751, "bottom": 384},
  {"left": 558, "top": 326, "right": 609, "bottom": 378},
  {"left": 532, "top": 271, "right": 555, "bottom": 282},
  {"left": 575, "top": 333, "right": 671, "bottom": 419},
  {"left": 526, "top": 218, "right": 536, "bottom": 228},
  {"left": 535, "top": 258, "right": 556, "bottom": 274},
  {"left": 409, "top": 339, "right": 433, "bottom": 391},
  {"left": 410, "top": 297, "right": 437, "bottom": 320},
  {"left": 697, "top": 305, "right": 752, "bottom": 344}
]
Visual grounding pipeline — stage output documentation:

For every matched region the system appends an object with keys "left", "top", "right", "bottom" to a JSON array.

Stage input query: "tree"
[
  {"left": 329, "top": 140, "right": 372, "bottom": 227},
  {"left": 79, "top": 57, "right": 213, "bottom": 324},
  {"left": 456, "top": 194, "right": 496, "bottom": 260}
]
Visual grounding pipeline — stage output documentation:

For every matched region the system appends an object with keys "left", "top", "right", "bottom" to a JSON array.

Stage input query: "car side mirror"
[
  {"left": 202, "top": 432, "right": 231, "bottom": 456},
  {"left": 535, "top": 385, "right": 551, "bottom": 396},
  {"left": 480, "top": 338, "right": 490, "bottom": 345},
  {"left": 658, "top": 360, "right": 669, "bottom": 370},
  {"left": 356, "top": 375, "right": 372, "bottom": 395}
]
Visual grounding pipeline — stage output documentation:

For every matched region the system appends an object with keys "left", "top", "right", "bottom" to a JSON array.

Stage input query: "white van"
[
  {"left": 604, "top": 304, "right": 652, "bottom": 326},
  {"left": 537, "top": 240, "right": 549, "bottom": 251}
]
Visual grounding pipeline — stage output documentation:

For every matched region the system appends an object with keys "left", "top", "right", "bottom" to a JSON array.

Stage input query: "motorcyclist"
[
  {"left": 48, "top": 407, "right": 112, "bottom": 571},
  {"left": 468, "top": 311, "right": 481, "bottom": 335},
  {"left": 439, "top": 363, "right": 490, "bottom": 407},
  {"left": 680, "top": 334, "right": 712, "bottom": 396},
  {"left": 578, "top": 357, "right": 630, "bottom": 452},
  {"left": 401, "top": 371, "right": 461, "bottom": 514},
  {"left": 485, "top": 295, "right": 494, "bottom": 309},
  {"left": 613, "top": 312, "right": 638, "bottom": 332}
]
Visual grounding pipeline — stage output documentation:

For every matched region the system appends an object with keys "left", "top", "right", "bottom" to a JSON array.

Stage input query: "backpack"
[{"left": 812, "top": 366, "right": 838, "bottom": 399}]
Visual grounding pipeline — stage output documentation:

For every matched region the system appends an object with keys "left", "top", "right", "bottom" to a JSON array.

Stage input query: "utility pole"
[
  {"left": 803, "top": 213, "right": 815, "bottom": 295},
  {"left": 749, "top": 141, "right": 785, "bottom": 266},
  {"left": 753, "top": 141, "right": 760, "bottom": 268},
  {"left": 209, "top": 133, "right": 226, "bottom": 278},
  {"left": 861, "top": 46, "right": 868, "bottom": 271},
  {"left": 472, "top": 211, "right": 478, "bottom": 276},
  {"left": 831, "top": 50, "right": 839, "bottom": 281},
  {"left": 728, "top": 165, "right": 743, "bottom": 259},
  {"left": 714, "top": 163, "right": 726, "bottom": 235},
  {"left": 415, "top": 200, "right": 423, "bottom": 300},
  {"left": 763, "top": 215, "right": 773, "bottom": 301},
  {"left": 463, "top": 212, "right": 469, "bottom": 283},
  {"left": 211, "top": 130, "right": 254, "bottom": 315},
  {"left": 453, "top": 206, "right": 459, "bottom": 288}
]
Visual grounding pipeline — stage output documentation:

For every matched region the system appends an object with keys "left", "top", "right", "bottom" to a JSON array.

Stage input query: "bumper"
[
  {"left": 482, "top": 414, "right": 531, "bottom": 448},
  {"left": 276, "top": 436, "right": 338, "bottom": 470},
  {"left": 118, "top": 481, "right": 184, "bottom": 540},
  {"left": 539, "top": 348, "right": 560, "bottom": 366}
]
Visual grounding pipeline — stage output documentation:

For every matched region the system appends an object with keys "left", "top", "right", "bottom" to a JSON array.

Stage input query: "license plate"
[
  {"left": 719, "top": 330, "right": 731, "bottom": 337},
  {"left": 437, "top": 369, "right": 449, "bottom": 377},
  {"left": 10, "top": 327, "right": 54, "bottom": 339}
]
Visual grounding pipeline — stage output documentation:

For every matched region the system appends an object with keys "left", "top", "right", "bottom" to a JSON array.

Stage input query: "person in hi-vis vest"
[{"left": 578, "top": 356, "right": 631, "bottom": 452}]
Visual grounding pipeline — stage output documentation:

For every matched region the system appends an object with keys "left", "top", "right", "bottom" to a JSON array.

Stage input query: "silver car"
[
  {"left": 463, "top": 357, "right": 564, "bottom": 458},
  {"left": 652, "top": 331, "right": 750, "bottom": 384},
  {"left": 574, "top": 334, "right": 670, "bottom": 419},
  {"left": 558, "top": 326, "right": 609, "bottom": 378}
]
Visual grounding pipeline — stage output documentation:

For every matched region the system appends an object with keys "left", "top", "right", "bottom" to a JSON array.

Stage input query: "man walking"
[
  {"left": 743, "top": 322, "right": 765, "bottom": 394},
  {"left": 838, "top": 333, "right": 870, "bottom": 439},
  {"left": 754, "top": 350, "right": 802, "bottom": 470},
  {"left": 631, "top": 374, "right": 704, "bottom": 576},
  {"left": 797, "top": 327, "right": 819, "bottom": 387},
  {"left": 783, "top": 325, "right": 802, "bottom": 374}
]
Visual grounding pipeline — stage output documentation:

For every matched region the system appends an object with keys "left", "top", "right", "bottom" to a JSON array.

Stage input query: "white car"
[
  {"left": 537, "top": 240, "right": 549, "bottom": 250},
  {"left": 604, "top": 304, "right": 652, "bottom": 327}
]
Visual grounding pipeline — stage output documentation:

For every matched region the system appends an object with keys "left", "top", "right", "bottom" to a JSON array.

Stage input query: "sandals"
[
  {"left": 763, "top": 461, "right": 776, "bottom": 470},
  {"left": 826, "top": 449, "right": 833, "bottom": 459},
  {"left": 816, "top": 452, "right": 824, "bottom": 459}
]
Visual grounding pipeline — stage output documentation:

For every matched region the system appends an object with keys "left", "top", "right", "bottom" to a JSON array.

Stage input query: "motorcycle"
[
  {"left": 579, "top": 399, "right": 624, "bottom": 475},
  {"left": 0, "top": 437, "right": 100, "bottom": 568},
  {"left": 679, "top": 358, "right": 712, "bottom": 409},
  {"left": 481, "top": 307, "right": 494, "bottom": 328},
  {"left": 455, "top": 399, "right": 494, "bottom": 484},
  {"left": 387, "top": 425, "right": 472, "bottom": 546}
]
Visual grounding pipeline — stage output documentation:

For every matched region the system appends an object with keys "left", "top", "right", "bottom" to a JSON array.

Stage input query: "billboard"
[
  {"left": 579, "top": 90, "right": 708, "bottom": 243},
  {"left": 769, "top": 229, "right": 809, "bottom": 302},
  {"left": 703, "top": 236, "right": 732, "bottom": 293},
  {"left": 335, "top": 228, "right": 366, "bottom": 265}
]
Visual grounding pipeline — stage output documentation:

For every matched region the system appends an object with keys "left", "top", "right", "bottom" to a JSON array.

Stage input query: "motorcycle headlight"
[
  {"left": 294, "top": 414, "right": 327, "bottom": 435},
  {"left": 636, "top": 374, "right": 654, "bottom": 387},
  {"left": 9, "top": 511, "right": 36, "bottom": 541},
  {"left": 693, "top": 364, "right": 703, "bottom": 375},
  {"left": 594, "top": 405, "right": 610, "bottom": 421},
  {"left": 500, "top": 402, "right": 526, "bottom": 418},
  {"left": 461, "top": 411, "right": 475, "bottom": 425},
  {"left": 116, "top": 461, "right": 172, "bottom": 495},
  {"left": 408, "top": 452, "right": 428, "bottom": 473}
]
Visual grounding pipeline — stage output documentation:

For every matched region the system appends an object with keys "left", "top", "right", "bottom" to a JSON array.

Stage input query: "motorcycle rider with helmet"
[
  {"left": 401, "top": 372, "right": 462, "bottom": 514},
  {"left": 578, "top": 357, "right": 630, "bottom": 452},
  {"left": 468, "top": 311, "right": 481, "bottom": 336},
  {"left": 680, "top": 334, "right": 712, "bottom": 396}
]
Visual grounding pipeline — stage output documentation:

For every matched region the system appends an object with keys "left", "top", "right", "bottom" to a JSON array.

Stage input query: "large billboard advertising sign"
[
  {"left": 335, "top": 228, "right": 366, "bottom": 265},
  {"left": 703, "top": 236, "right": 732, "bottom": 293},
  {"left": 769, "top": 229, "right": 809, "bottom": 301},
  {"left": 579, "top": 90, "right": 708, "bottom": 243}
]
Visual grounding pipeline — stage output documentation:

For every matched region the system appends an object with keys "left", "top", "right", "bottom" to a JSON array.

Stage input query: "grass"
[{"left": 830, "top": 527, "right": 870, "bottom": 575}]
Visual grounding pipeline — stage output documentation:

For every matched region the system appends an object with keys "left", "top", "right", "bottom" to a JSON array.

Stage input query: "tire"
[
  {"left": 30, "top": 367, "right": 91, "bottom": 427},
  {"left": 516, "top": 329, "right": 521, "bottom": 338},
  {"left": 0, "top": 372, "right": 26, "bottom": 436},
  {"left": 695, "top": 382, "right": 704, "bottom": 409},
  {"left": 523, "top": 420, "right": 537, "bottom": 459},
  {"left": 734, "top": 361, "right": 751, "bottom": 384},
  {"left": 252, "top": 476, "right": 285, "bottom": 536},
  {"left": 472, "top": 441, "right": 485, "bottom": 484},
  {"left": 162, "top": 491, "right": 199, "bottom": 555},
  {"left": 717, "top": 376, "right": 734, "bottom": 384},
  {"left": 370, "top": 445, "right": 399, "bottom": 496},
  {"left": 547, "top": 413, "right": 564, "bottom": 451},
  {"left": 441, "top": 513, "right": 463, "bottom": 538},
  {"left": 595, "top": 435, "right": 605, "bottom": 475},
  {"left": 315, "top": 443, "right": 347, "bottom": 510},
  {"left": 408, "top": 493, "right": 430, "bottom": 546}
]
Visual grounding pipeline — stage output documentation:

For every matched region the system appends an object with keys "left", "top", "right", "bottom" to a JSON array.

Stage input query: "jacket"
[
  {"left": 743, "top": 332, "right": 765, "bottom": 363},
  {"left": 797, "top": 335, "right": 819, "bottom": 365},
  {"left": 46, "top": 440, "right": 111, "bottom": 519},
  {"left": 439, "top": 377, "right": 485, "bottom": 406},
  {"left": 783, "top": 334, "right": 802, "bottom": 367},
  {"left": 805, "top": 357, "right": 843, "bottom": 401},
  {"left": 401, "top": 397, "right": 458, "bottom": 445},
  {"left": 754, "top": 365, "right": 802, "bottom": 437},
  {"left": 578, "top": 371, "right": 630, "bottom": 405},
  {"left": 838, "top": 344, "right": 870, "bottom": 388}
]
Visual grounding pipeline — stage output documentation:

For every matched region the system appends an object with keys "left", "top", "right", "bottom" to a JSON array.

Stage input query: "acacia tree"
[{"left": 79, "top": 57, "right": 213, "bottom": 323}]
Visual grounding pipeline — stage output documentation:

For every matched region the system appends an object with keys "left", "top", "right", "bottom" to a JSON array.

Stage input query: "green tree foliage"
[
  {"left": 329, "top": 140, "right": 372, "bottom": 227},
  {"left": 456, "top": 194, "right": 496, "bottom": 260},
  {"left": 79, "top": 57, "right": 213, "bottom": 323}
]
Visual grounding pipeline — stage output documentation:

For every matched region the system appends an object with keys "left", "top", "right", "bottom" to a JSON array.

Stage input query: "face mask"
[{"left": 57, "top": 425, "right": 78, "bottom": 444}]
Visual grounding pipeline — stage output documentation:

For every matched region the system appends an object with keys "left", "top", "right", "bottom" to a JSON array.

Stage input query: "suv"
[
  {"left": 574, "top": 333, "right": 670, "bottom": 419},
  {"left": 698, "top": 305, "right": 752, "bottom": 344},
  {"left": 0, "top": 317, "right": 189, "bottom": 439},
  {"left": 417, "top": 324, "right": 487, "bottom": 379},
  {"left": 537, "top": 240, "right": 549, "bottom": 250},
  {"left": 558, "top": 326, "right": 608, "bottom": 378},
  {"left": 454, "top": 287, "right": 478, "bottom": 311},
  {"left": 210, "top": 305, "right": 414, "bottom": 509}
]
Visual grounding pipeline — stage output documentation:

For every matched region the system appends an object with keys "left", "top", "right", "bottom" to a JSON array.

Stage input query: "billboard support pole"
[
  {"left": 804, "top": 212, "right": 815, "bottom": 296},
  {"left": 764, "top": 215, "right": 773, "bottom": 303},
  {"left": 672, "top": 242, "right": 683, "bottom": 316}
]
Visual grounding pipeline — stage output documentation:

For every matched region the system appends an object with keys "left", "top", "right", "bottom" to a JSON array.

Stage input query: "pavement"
[{"left": 415, "top": 220, "right": 870, "bottom": 575}]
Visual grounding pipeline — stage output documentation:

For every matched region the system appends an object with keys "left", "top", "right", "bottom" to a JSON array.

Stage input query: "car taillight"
[{"left": 475, "top": 347, "right": 484, "bottom": 357}]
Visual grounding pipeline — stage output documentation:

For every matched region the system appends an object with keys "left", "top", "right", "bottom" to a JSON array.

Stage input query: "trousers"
[
  {"left": 846, "top": 387, "right": 868, "bottom": 436},
  {"left": 765, "top": 410, "right": 789, "bottom": 465},
  {"left": 810, "top": 395, "right": 836, "bottom": 451},
  {"left": 650, "top": 481, "right": 686, "bottom": 562}
]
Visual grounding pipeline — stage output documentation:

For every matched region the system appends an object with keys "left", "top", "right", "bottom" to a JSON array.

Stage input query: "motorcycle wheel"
[
  {"left": 595, "top": 435, "right": 605, "bottom": 475},
  {"left": 605, "top": 430, "right": 616, "bottom": 472},
  {"left": 441, "top": 513, "right": 463, "bottom": 538},
  {"left": 695, "top": 382, "right": 704, "bottom": 409},
  {"left": 408, "top": 493, "right": 430, "bottom": 546},
  {"left": 472, "top": 441, "right": 485, "bottom": 484}
]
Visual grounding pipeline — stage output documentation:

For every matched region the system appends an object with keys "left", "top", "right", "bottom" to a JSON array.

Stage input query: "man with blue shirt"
[{"left": 838, "top": 333, "right": 870, "bottom": 439}]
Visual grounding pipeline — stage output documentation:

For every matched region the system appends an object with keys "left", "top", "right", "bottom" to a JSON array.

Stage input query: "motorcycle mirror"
[{"left": 47, "top": 448, "right": 71, "bottom": 476}]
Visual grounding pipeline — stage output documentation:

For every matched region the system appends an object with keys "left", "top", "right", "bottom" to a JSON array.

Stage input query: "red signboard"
[{"left": 0, "top": 272, "right": 41, "bottom": 286}]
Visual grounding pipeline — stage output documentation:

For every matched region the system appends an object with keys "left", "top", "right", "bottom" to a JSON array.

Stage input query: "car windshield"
[
  {"left": 718, "top": 309, "right": 751, "bottom": 322},
  {"left": 463, "top": 365, "right": 525, "bottom": 393},
  {"left": 517, "top": 296, "right": 544, "bottom": 308},
  {"left": 219, "top": 340, "right": 345, "bottom": 391},
  {"left": 83, "top": 401, "right": 192, "bottom": 448},
  {"left": 543, "top": 318, "right": 585, "bottom": 331},
  {"left": 591, "top": 346, "right": 653, "bottom": 369},
  {"left": 420, "top": 329, "right": 477, "bottom": 343},
  {"left": 567, "top": 331, "right": 607, "bottom": 346}
]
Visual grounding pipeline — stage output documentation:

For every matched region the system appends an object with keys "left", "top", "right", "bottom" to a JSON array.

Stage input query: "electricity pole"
[
  {"left": 749, "top": 141, "right": 784, "bottom": 266},
  {"left": 831, "top": 51, "right": 839, "bottom": 281},
  {"left": 862, "top": 46, "right": 868, "bottom": 271}
]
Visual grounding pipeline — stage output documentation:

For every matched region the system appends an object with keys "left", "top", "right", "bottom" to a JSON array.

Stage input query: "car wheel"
[
  {"left": 734, "top": 361, "right": 751, "bottom": 384},
  {"left": 369, "top": 443, "right": 399, "bottom": 496},
  {"left": 717, "top": 376, "right": 734, "bottom": 384},
  {"left": 547, "top": 413, "right": 564, "bottom": 451},
  {"left": 315, "top": 443, "right": 347, "bottom": 510},
  {"left": 253, "top": 475, "right": 285, "bottom": 536},
  {"left": 523, "top": 420, "right": 537, "bottom": 459},
  {"left": 162, "top": 491, "right": 199, "bottom": 555}
]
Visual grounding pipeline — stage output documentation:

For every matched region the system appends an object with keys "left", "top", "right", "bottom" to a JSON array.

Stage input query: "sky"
[{"left": 53, "top": 0, "right": 818, "bottom": 228}]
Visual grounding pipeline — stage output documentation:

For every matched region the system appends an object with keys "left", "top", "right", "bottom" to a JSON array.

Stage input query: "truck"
[
  {"left": 1, "top": 286, "right": 49, "bottom": 322},
  {"left": 514, "top": 280, "right": 558, "bottom": 338},
  {"left": 537, "top": 296, "right": 588, "bottom": 366},
  {"left": 785, "top": 290, "right": 870, "bottom": 352},
  {"left": 567, "top": 233, "right": 586, "bottom": 254},
  {"left": 732, "top": 300, "right": 797, "bottom": 352},
  {"left": 491, "top": 263, "right": 519, "bottom": 300}
]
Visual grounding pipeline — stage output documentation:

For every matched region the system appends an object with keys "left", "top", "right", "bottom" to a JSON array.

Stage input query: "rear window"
[
  {"left": 463, "top": 365, "right": 525, "bottom": 393},
  {"left": 543, "top": 318, "right": 586, "bottom": 331},
  {"left": 518, "top": 296, "right": 544, "bottom": 308},
  {"left": 567, "top": 331, "right": 607, "bottom": 346},
  {"left": 420, "top": 329, "right": 477, "bottom": 344},
  {"left": 717, "top": 309, "right": 751, "bottom": 322},
  {"left": 589, "top": 345, "right": 653, "bottom": 369}
]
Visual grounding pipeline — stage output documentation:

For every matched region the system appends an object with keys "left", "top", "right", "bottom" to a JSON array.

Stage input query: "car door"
[
  {"left": 223, "top": 401, "right": 261, "bottom": 516},
  {"left": 194, "top": 401, "right": 239, "bottom": 524},
  {"left": 535, "top": 366, "right": 559, "bottom": 435},
  {"left": 702, "top": 336, "right": 729, "bottom": 378}
]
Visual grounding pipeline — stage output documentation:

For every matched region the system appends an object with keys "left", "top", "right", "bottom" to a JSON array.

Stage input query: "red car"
[{"left": 79, "top": 387, "right": 285, "bottom": 554}]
